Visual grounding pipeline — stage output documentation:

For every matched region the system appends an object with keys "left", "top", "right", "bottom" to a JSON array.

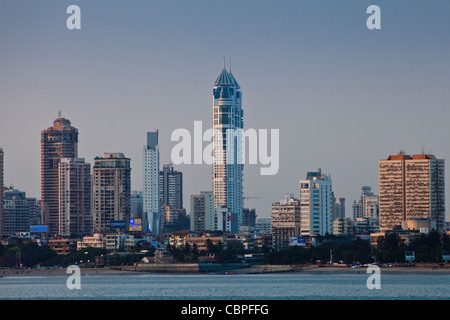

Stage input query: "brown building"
[
  {"left": 271, "top": 194, "right": 301, "bottom": 250},
  {"left": 41, "top": 115, "right": 78, "bottom": 236},
  {"left": 379, "top": 153, "right": 445, "bottom": 233},
  {"left": 48, "top": 237, "right": 78, "bottom": 255}
]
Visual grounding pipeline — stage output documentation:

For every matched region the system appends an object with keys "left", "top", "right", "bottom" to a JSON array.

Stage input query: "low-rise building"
[
  {"left": 77, "top": 233, "right": 106, "bottom": 251},
  {"left": 332, "top": 218, "right": 355, "bottom": 236},
  {"left": 48, "top": 237, "right": 78, "bottom": 255}
]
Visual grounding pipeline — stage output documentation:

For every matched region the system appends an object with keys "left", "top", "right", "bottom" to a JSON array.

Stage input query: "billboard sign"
[
  {"left": 405, "top": 251, "right": 415, "bottom": 262},
  {"left": 129, "top": 219, "right": 142, "bottom": 232},
  {"left": 289, "top": 237, "right": 306, "bottom": 247},
  {"left": 30, "top": 225, "right": 48, "bottom": 233},
  {"left": 443, "top": 251, "right": 450, "bottom": 262},
  {"left": 110, "top": 220, "right": 127, "bottom": 229}
]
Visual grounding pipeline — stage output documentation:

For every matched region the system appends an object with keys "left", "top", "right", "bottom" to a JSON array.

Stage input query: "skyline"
[{"left": 1, "top": 1, "right": 450, "bottom": 219}]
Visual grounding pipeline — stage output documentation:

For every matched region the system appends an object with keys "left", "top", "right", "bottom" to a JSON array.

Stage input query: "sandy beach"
[
  {"left": 2, "top": 264, "right": 450, "bottom": 277},
  {"left": 0, "top": 266, "right": 136, "bottom": 277}
]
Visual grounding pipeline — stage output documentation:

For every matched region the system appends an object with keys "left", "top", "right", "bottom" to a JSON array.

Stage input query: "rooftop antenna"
[
  {"left": 58, "top": 110, "right": 62, "bottom": 118},
  {"left": 229, "top": 59, "right": 232, "bottom": 73},
  {"left": 223, "top": 56, "right": 226, "bottom": 69}
]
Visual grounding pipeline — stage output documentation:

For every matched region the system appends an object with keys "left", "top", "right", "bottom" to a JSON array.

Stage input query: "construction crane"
[{"left": 243, "top": 196, "right": 260, "bottom": 200}]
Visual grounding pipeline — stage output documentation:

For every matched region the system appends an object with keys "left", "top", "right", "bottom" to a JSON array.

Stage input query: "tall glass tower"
[{"left": 212, "top": 64, "right": 243, "bottom": 233}]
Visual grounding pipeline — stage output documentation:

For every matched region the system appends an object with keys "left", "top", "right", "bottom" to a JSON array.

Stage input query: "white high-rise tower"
[
  {"left": 143, "top": 131, "right": 160, "bottom": 235},
  {"left": 212, "top": 63, "right": 243, "bottom": 233}
]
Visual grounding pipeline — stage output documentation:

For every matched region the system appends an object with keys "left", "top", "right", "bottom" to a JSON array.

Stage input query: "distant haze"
[{"left": 1, "top": 1, "right": 449, "bottom": 220}]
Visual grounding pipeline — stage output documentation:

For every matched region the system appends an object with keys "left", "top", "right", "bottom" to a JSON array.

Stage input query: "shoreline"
[{"left": 2, "top": 265, "right": 450, "bottom": 277}]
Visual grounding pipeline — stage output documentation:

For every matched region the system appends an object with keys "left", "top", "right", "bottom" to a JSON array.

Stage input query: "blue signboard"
[
  {"left": 110, "top": 220, "right": 127, "bottom": 229},
  {"left": 30, "top": 225, "right": 48, "bottom": 233}
]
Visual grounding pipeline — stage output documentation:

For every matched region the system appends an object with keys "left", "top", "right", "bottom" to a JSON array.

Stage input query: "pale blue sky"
[{"left": 1, "top": 0, "right": 450, "bottom": 219}]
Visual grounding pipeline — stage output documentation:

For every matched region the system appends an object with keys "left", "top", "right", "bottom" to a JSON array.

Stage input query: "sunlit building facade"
[
  {"left": 379, "top": 153, "right": 445, "bottom": 233},
  {"left": 299, "top": 170, "right": 333, "bottom": 236},
  {"left": 41, "top": 115, "right": 78, "bottom": 236},
  {"left": 271, "top": 194, "right": 301, "bottom": 250},
  {"left": 93, "top": 153, "right": 131, "bottom": 233},
  {"left": 212, "top": 65, "right": 243, "bottom": 233}
]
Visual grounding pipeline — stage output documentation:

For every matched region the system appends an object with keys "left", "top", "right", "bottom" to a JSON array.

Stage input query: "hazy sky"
[{"left": 1, "top": 0, "right": 450, "bottom": 219}]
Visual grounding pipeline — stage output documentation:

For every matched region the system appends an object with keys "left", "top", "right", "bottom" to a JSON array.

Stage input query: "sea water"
[{"left": 0, "top": 273, "right": 449, "bottom": 300}]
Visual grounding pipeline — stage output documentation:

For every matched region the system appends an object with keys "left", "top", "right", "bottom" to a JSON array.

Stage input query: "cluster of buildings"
[
  {"left": 0, "top": 66, "right": 448, "bottom": 260},
  {"left": 271, "top": 152, "right": 447, "bottom": 250},
  {"left": 0, "top": 66, "right": 264, "bottom": 256}
]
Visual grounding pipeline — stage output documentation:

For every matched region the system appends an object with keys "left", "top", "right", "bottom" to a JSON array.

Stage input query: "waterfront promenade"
[{"left": 2, "top": 264, "right": 450, "bottom": 277}]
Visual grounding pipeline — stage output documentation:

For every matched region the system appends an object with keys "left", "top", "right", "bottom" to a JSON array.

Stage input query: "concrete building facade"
[
  {"left": 93, "top": 153, "right": 131, "bottom": 233},
  {"left": 379, "top": 153, "right": 445, "bottom": 233}
]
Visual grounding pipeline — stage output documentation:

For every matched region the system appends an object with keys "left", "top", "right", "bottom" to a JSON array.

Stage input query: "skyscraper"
[
  {"left": 212, "top": 64, "right": 243, "bottom": 233},
  {"left": 299, "top": 169, "right": 333, "bottom": 236},
  {"left": 159, "top": 163, "right": 183, "bottom": 210},
  {"left": 143, "top": 131, "right": 160, "bottom": 235},
  {"left": 41, "top": 114, "right": 78, "bottom": 236},
  {"left": 379, "top": 153, "right": 445, "bottom": 233},
  {"left": 93, "top": 153, "right": 131, "bottom": 233},
  {"left": 58, "top": 158, "right": 92, "bottom": 237}
]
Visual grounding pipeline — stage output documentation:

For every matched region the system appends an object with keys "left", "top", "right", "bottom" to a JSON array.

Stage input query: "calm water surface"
[{"left": 1, "top": 273, "right": 449, "bottom": 300}]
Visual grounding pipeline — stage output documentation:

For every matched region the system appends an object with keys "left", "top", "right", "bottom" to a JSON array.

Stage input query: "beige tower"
[
  {"left": 93, "top": 153, "right": 131, "bottom": 233},
  {"left": 379, "top": 153, "right": 445, "bottom": 233},
  {"left": 271, "top": 194, "right": 301, "bottom": 250}
]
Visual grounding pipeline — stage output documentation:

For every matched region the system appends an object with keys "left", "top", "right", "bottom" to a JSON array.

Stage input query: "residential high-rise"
[
  {"left": 212, "top": 65, "right": 243, "bottom": 233},
  {"left": 190, "top": 191, "right": 215, "bottom": 233},
  {"left": 242, "top": 208, "right": 257, "bottom": 230},
  {"left": 379, "top": 153, "right": 445, "bottom": 233},
  {"left": 93, "top": 153, "right": 131, "bottom": 233},
  {"left": 41, "top": 114, "right": 78, "bottom": 235},
  {"left": 27, "top": 198, "right": 41, "bottom": 227},
  {"left": 299, "top": 169, "right": 333, "bottom": 236},
  {"left": 271, "top": 194, "right": 301, "bottom": 250},
  {"left": 159, "top": 164, "right": 183, "bottom": 209},
  {"left": 352, "top": 200, "right": 363, "bottom": 220},
  {"left": 333, "top": 197, "right": 346, "bottom": 219},
  {"left": 131, "top": 191, "right": 144, "bottom": 220},
  {"left": 2, "top": 188, "right": 30, "bottom": 235},
  {"left": 352, "top": 186, "right": 379, "bottom": 220},
  {"left": 0, "top": 148, "right": 3, "bottom": 234},
  {"left": 255, "top": 218, "right": 271, "bottom": 235},
  {"left": 58, "top": 158, "right": 92, "bottom": 237},
  {"left": 143, "top": 131, "right": 160, "bottom": 235},
  {"left": 162, "top": 205, "right": 187, "bottom": 231}
]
